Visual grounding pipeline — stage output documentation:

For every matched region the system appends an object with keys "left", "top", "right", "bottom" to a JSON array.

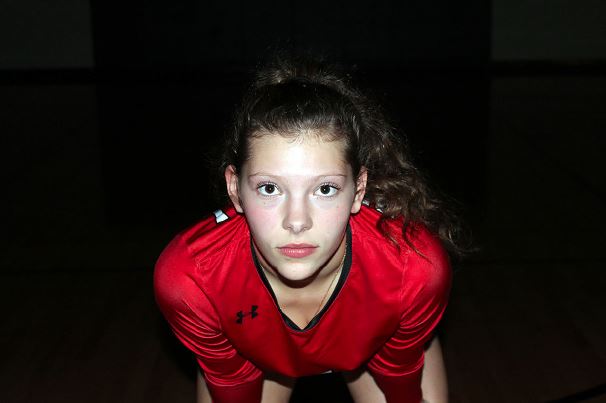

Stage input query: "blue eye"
[
  {"left": 315, "top": 183, "right": 339, "bottom": 197},
  {"left": 257, "top": 183, "right": 280, "bottom": 196}
]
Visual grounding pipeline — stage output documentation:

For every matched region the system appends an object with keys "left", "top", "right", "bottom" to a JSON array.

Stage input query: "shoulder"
[
  {"left": 349, "top": 205, "right": 396, "bottom": 251},
  {"left": 157, "top": 207, "right": 248, "bottom": 269},
  {"left": 403, "top": 225, "right": 451, "bottom": 295},
  {"left": 153, "top": 207, "right": 249, "bottom": 306},
  {"left": 350, "top": 205, "right": 451, "bottom": 302},
  {"left": 392, "top": 225, "right": 452, "bottom": 332}
]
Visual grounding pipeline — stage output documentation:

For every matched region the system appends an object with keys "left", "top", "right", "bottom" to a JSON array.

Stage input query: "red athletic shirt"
[{"left": 154, "top": 205, "right": 451, "bottom": 403}]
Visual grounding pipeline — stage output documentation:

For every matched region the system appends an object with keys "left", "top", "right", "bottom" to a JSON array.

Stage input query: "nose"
[{"left": 282, "top": 196, "right": 312, "bottom": 234}]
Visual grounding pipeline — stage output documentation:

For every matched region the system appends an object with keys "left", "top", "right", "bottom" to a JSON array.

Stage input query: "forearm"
[
  {"left": 196, "top": 370, "right": 212, "bottom": 403},
  {"left": 196, "top": 370, "right": 294, "bottom": 403},
  {"left": 420, "top": 337, "right": 448, "bottom": 403},
  {"left": 260, "top": 372, "right": 295, "bottom": 403},
  {"left": 343, "top": 368, "right": 387, "bottom": 403},
  {"left": 344, "top": 336, "right": 448, "bottom": 403}
]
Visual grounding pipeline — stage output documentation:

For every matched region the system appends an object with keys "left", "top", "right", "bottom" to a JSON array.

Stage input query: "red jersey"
[{"left": 154, "top": 205, "right": 451, "bottom": 403}]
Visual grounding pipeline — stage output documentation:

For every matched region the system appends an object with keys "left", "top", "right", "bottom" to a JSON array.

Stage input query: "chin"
[{"left": 276, "top": 263, "right": 321, "bottom": 282}]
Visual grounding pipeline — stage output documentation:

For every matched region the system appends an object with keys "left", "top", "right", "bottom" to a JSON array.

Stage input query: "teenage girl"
[{"left": 154, "top": 55, "right": 461, "bottom": 403}]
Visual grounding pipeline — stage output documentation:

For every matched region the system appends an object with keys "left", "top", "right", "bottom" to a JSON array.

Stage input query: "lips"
[{"left": 277, "top": 244, "right": 318, "bottom": 258}]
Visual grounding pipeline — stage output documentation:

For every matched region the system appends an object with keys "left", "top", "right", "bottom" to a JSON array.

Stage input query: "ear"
[
  {"left": 350, "top": 166, "right": 368, "bottom": 214},
  {"left": 225, "top": 165, "right": 244, "bottom": 213}
]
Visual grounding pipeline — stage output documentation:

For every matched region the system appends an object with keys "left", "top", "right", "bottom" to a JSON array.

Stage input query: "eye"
[
  {"left": 315, "top": 183, "right": 340, "bottom": 197},
  {"left": 257, "top": 182, "right": 280, "bottom": 196}
]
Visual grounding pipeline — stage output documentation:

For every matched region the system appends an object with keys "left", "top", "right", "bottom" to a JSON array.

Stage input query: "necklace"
[
  {"left": 312, "top": 245, "right": 347, "bottom": 317},
  {"left": 261, "top": 242, "right": 347, "bottom": 318}
]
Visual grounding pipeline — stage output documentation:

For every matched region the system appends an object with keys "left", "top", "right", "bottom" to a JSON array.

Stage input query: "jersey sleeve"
[
  {"left": 154, "top": 235, "right": 263, "bottom": 403},
  {"left": 367, "top": 232, "right": 452, "bottom": 403}
]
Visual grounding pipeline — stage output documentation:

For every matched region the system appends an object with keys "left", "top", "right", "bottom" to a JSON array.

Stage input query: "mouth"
[{"left": 277, "top": 244, "right": 318, "bottom": 258}]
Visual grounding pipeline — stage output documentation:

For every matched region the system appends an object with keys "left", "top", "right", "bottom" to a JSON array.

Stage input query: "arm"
[
  {"left": 343, "top": 336, "right": 447, "bottom": 403},
  {"left": 343, "top": 368, "right": 386, "bottom": 403},
  {"left": 365, "top": 231, "right": 452, "bottom": 403},
  {"left": 197, "top": 370, "right": 295, "bottom": 403},
  {"left": 154, "top": 237, "right": 264, "bottom": 403},
  {"left": 420, "top": 337, "right": 447, "bottom": 403},
  {"left": 196, "top": 370, "right": 212, "bottom": 403}
]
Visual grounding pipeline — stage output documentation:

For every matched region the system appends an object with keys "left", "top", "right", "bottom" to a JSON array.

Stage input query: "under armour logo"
[{"left": 236, "top": 305, "right": 258, "bottom": 324}]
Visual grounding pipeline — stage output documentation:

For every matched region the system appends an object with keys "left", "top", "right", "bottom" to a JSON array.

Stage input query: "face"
[{"left": 225, "top": 132, "right": 367, "bottom": 283}]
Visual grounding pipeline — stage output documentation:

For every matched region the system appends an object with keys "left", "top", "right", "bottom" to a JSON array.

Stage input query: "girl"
[{"left": 154, "top": 55, "right": 460, "bottom": 403}]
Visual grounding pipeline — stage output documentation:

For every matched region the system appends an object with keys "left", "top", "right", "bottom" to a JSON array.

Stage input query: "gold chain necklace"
[
  {"left": 261, "top": 242, "right": 347, "bottom": 318},
  {"left": 312, "top": 245, "right": 347, "bottom": 317}
]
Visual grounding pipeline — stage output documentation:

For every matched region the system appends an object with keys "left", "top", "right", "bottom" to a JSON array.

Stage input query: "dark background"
[{"left": 1, "top": 1, "right": 605, "bottom": 402}]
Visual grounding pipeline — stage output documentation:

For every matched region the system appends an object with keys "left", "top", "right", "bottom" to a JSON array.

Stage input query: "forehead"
[{"left": 244, "top": 132, "right": 349, "bottom": 176}]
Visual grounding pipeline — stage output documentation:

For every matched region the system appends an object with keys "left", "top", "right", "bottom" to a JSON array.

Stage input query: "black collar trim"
[{"left": 251, "top": 226, "right": 352, "bottom": 331}]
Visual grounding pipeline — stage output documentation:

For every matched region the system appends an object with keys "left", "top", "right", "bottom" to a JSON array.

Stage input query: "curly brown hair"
[{"left": 219, "top": 54, "right": 467, "bottom": 257}]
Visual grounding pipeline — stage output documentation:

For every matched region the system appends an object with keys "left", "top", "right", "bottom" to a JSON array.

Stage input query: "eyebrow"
[{"left": 247, "top": 173, "right": 348, "bottom": 179}]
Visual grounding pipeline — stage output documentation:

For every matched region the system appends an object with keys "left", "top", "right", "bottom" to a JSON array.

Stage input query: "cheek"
[
  {"left": 316, "top": 203, "right": 351, "bottom": 234},
  {"left": 240, "top": 188, "right": 280, "bottom": 227},
  {"left": 244, "top": 206, "right": 279, "bottom": 239},
  {"left": 313, "top": 190, "right": 356, "bottom": 218}
]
